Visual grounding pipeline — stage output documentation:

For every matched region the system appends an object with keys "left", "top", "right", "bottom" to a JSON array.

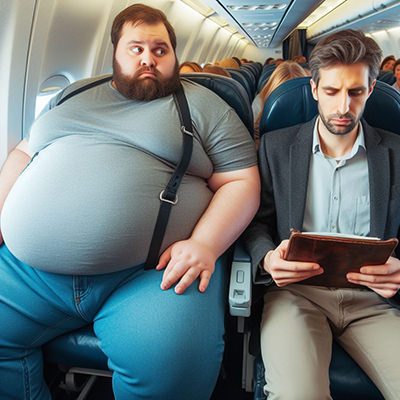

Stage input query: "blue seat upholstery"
[
  {"left": 377, "top": 70, "right": 396, "bottom": 85},
  {"left": 225, "top": 68, "right": 254, "bottom": 103},
  {"left": 181, "top": 73, "right": 254, "bottom": 137},
  {"left": 257, "top": 64, "right": 276, "bottom": 93},
  {"left": 241, "top": 63, "right": 262, "bottom": 81},
  {"left": 42, "top": 73, "right": 256, "bottom": 391},
  {"left": 259, "top": 77, "right": 400, "bottom": 135},
  {"left": 254, "top": 75, "right": 400, "bottom": 400}
]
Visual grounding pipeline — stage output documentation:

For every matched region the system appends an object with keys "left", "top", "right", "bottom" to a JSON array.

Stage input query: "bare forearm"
[
  {"left": 0, "top": 147, "right": 31, "bottom": 216},
  {"left": 191, "top": 177, "right": 260, "bottom": 257}
]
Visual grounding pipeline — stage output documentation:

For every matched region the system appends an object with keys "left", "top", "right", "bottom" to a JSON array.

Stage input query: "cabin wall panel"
[{"left": 0, "top": 0, "right": 36, "bottom": 165}]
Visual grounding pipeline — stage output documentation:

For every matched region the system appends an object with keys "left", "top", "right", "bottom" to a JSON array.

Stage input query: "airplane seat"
[
  {"left": 377, "top": 70, "right": 396, "bottom": 85},
  {"left": 241, "top": 63, "right": 262, "bottom": 81},
  {"left": 225, "top": 68, "right": 255, "bottom": 103},
  {"left": 42, "top": 73, "right": 255, "bottom": 398},
  {"left": 250, "top": 76, "right": 400, "bottom": 400},
  {"left": 257, "top": 64, "right": 276, "bottom": 93},
  {"left": 182, "top": 73, "right": 254, "bottom": 137},
  {"left": 238, "top": 67, "right": 257, "bottom": 97}
]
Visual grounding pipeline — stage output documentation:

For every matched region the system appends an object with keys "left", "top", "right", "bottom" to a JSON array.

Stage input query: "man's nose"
[
  {"left": 337, "top": 92, "right": 350, "bottom": 115},
  {"left": 140, "top": 49, "right": 156, "bottom": 67}
]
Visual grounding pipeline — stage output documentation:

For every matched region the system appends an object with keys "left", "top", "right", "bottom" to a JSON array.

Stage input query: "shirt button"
[
  {"left": 331, "top": 224, "right": 336, "bottom": 229},
  {"left": 333, "top": 196, "right": 338, "bottom": 201}
]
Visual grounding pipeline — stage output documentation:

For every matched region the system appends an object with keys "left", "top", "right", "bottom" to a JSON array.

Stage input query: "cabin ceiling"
[
  {"left": 191, "top": 0, "right": 400, "bottom": 48},
  {"left": 203, "top": 0, "right": 324, "bottom": 47}
]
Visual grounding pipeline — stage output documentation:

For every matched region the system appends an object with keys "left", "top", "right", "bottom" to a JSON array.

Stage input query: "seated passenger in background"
[
  {"left": 264, "top": 57, "right": 275, "bottom": 66},
  {"left": 244, "top": 29, "right": 400, "bottom": 400},
  {"left": 0, "top": 4, "right": 260, "bottom": 400},
  {"left": 380, "top": 55, "right": 396, "bottom": 71},
  {"left": 216, "top": 57, "right": 240, "bottom": 68},
  {"left": 393, "top": 58, "right": 400, "bottom": 91},
  {"left": 253, "top": 61, "right": 307, "bottom": 143},
  {"left": 203, "top": 64, "right": 232, "bottom": 77},
  {"left": 179, "top": 60, "right": 203, "bottom": 73}
]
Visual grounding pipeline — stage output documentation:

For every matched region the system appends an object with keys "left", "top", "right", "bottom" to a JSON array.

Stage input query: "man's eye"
[
  {"left": 129, "top": 47, "right": 142, "bottom": 54},
  {"left": 154, "top": 48, "right": 165, "bottom": 56},
  {"left": 325, "top": 91, "right": 337, "bottom": 96},
  {"left": 349, "top": 90, "right": 363, "bottom": 97}
]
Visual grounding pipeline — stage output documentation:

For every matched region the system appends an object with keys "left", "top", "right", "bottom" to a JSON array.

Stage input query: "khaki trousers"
[{"left": 260, "top": 284, "right": 400, "bottom": 400}]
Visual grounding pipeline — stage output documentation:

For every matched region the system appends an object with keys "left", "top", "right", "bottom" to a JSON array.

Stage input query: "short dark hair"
[
  {"left": 111, "top": 4, "right": 176, "bottom": 51},
  {"left": 309, "top": 29, "right": 382, "bottom": 88}
]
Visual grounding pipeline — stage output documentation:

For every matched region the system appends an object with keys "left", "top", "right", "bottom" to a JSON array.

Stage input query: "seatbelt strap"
[
  {"left": 54, "top": 76, "right": 193, "bottom": 270},
  {"left": 56, "top": 76, "right": 112, "bottom": 106},
  {"left": 144, "top": 84, "right": 193, "bottom": 269}
]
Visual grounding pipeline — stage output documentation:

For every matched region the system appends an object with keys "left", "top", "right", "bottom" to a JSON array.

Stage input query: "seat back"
[
  {"left": 225, "top": 68, "right": 254, "bottom": 103},
  {"left": 377, "top": 70, "right": 396, "bottom": 85},
  {"left": 257, "top": 64, "right": 276, "bottom": 93},
  {"left": 259, "top": 77, "right": 400, "bottom": 136},
  {"left": 181, "top": 73, "right": 254, "bottom": 137}
]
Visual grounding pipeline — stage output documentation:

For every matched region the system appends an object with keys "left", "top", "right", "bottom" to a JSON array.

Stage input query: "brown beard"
[{"left": 112, "top": 59, "right": 181, "bottom": 101}]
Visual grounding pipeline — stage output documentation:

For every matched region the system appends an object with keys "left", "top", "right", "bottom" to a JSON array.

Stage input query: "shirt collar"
[{"left": 312, "top": 116, "right": 366, "bottom": 159}]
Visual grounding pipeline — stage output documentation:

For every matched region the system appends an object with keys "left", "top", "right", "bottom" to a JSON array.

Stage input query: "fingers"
[
  {"left": 199, "top": 270, "right": 212, "bottom": 293},
  {"left": 273, "top": 267, "right": 324, "bottom": 287},
  {"left": 156, "top": 245, "right": 172, "bottom": 270},
  {"left": 160, "top": 261, "right": 213, "bottom": 294}
]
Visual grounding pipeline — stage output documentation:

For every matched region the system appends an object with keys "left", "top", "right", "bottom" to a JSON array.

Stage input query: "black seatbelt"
[
  {"left": 57, "top": 76, "right": 112, "bottom": 105},
  {"left": 55, "top": 76, "right": 193, "bottom": 270},
  {"left": 144, "top": 84, "right": 193, "bottom": 269}
]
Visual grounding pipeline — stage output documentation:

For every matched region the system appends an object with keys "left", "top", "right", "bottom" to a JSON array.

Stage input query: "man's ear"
[
  {"left": 310, "top": 79, "right": 318, "bottom": 101},
  {"left": 367, "top": 79, "right": 376, "bottom": 99}
]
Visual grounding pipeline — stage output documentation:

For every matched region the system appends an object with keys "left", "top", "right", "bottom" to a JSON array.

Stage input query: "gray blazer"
[{"left": 243, "top": 117, "right": 400, "bottom": 307}]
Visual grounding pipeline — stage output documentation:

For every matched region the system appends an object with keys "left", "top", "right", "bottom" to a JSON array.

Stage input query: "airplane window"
[{"left": 35, "top": 74, "right": 70, "bottom": 118}]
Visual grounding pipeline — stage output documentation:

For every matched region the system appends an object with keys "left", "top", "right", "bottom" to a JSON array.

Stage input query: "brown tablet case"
[{"left": 285, "top": 230, "right": 398, "bottom": 288}]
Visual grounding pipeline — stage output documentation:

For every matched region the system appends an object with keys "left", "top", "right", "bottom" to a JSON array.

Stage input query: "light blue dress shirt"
[{"left": 302, "top": 118, "right": 370, "bottom": 236}]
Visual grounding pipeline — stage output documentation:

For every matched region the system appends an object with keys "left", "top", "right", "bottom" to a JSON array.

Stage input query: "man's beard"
[
  {"left": 318, "top": 106, "right": 362, "bottom": 136},
  {"left": 112, "top": 59, "right": 181, "bottom": 101}
]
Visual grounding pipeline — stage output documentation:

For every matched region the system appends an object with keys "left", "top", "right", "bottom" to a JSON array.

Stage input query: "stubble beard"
[{"left": 318, "top": 106, "right": 362, "bottom": 136}]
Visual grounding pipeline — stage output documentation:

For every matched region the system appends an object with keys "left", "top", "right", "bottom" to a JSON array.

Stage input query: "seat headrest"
[
  {"left": 259, "top": 77, "right": 317, "bottom": 134},
  {"left": 377, "top": 70, "right": 396, "bottom": 85},
  {"left": 364, "top": 80, "right": 400, "bottom": 135},
  {"left": 259, "top": 77, "right": 400, "bottom": 136},
  {"left": 182, "top": 73, "right": 254, "bottom": 137}
]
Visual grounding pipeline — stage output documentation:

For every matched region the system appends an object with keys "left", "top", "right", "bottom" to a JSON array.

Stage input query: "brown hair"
[
  {"left": 394, "top": 59, "right": 400, "bottom": 73},
  {"left": 309, "top": 29, "right": 382, "bottom": 88},
  {"left": 380, "top": 55, "right": 396, "bottom": 71},
  {"left": 203, "top": 64, "right": 231, "bottom": 77},
  {"left": 111, "top": 4, "right": 176, "bottom": 50},
  {"left": 179, "top": 61, "right": 203, "bottom": 73},
  {"left": 255, "top": 61, "right": 307, "bottom": 143}
]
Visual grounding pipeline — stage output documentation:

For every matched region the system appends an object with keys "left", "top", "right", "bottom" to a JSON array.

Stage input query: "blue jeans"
[{"left": 0, "top": 244, "right": 226, "bottom": 399}]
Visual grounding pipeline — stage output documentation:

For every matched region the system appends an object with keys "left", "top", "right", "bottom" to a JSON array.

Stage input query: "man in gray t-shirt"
[{"left": 0, "top": 4, "right": 259, "bottom": 400}]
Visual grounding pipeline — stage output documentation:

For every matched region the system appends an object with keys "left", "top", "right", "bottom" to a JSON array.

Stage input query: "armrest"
[{"left": 229, "top": 240, "right": 252, "bottom": 317}]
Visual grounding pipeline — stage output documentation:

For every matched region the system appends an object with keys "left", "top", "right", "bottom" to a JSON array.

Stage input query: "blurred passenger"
[
  {"left": 393, "top": 59, "right": 400, "bottom": 91},
  {"left": 179, "top": 61, "right": 203, "bottom": 73},
  {"left": 380, "top": 55, "right": 396, "bottom": 71},
  {"left": 264, "top": 57, "right": 275, "bottom": 66},
  {"left": 232, "top": 57, "right": 242, "bottom": 67},
  {"left": 253, "top": 61, "right": 307, "bottom": 144},
  {"left": 274, "top": 58, "right": 284, "bottom": 67},
  {"left": 217, "top": 58, "right": 240, "bottom": 68},
  {"left": 203, "top": 64, "right": 231, "bottom": 78}
]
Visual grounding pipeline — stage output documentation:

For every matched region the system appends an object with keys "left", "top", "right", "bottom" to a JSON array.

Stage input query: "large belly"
[{"left": 1, "top": 138, "right": 212, "bottom": 274}]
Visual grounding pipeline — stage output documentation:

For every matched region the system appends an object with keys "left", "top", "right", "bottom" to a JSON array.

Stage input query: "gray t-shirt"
[{"left": 1, "top": 77, "right": 256, "bottom": 274}]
